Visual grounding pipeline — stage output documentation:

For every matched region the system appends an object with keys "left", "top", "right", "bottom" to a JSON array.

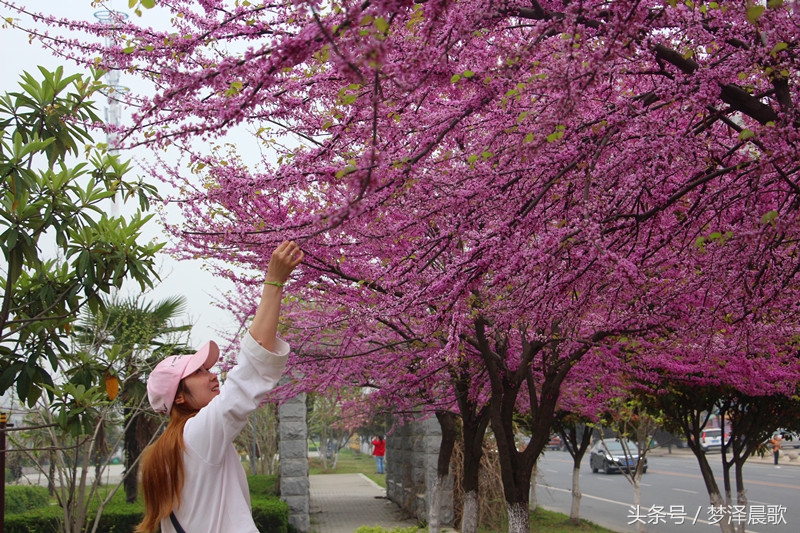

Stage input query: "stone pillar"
[
  {"left": 279, "top": 388, "right": 309, "bottom": 532},
  {"left": 386, "top": 416, "right": 454, "bottom": 526}
]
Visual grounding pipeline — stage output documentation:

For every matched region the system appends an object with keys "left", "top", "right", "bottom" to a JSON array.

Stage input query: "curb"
[{"left": 647, "top": 446, "right": 800, "bottom": 467}]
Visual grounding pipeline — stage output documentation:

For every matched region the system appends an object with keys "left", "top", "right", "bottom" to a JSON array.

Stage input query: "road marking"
[
  {"left": 673, "top": 488, "right": 699, "bottom": 494},
  {"left": 537, "top": 484, "right": 766, "bottom": 533},
  {"left": 648, "top": 469, "right": 800, "bottom": 491}
]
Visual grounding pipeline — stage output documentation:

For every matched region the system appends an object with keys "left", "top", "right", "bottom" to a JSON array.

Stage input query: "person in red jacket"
[{"left": 371, "top": 435, "right": 386, "bottom": 474}]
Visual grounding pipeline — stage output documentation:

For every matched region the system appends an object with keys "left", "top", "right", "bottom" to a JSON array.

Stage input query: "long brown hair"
[{"left": 135, "top": 382, "right": 199, "bottom": 533}]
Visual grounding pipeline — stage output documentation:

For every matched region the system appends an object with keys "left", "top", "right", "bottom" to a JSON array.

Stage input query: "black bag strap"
[{"left": 170, "top": 511, "right": 187, "bottom": 533}]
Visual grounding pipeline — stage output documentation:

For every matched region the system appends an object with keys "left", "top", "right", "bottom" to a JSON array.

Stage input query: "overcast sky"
[{"left": 1, "top": 0, "right": 246, "bottom": 349}]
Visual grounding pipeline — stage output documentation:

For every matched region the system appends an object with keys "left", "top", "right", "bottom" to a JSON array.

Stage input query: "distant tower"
[{"left": 94, "top": 9, "right": 130, "bottom": 216}]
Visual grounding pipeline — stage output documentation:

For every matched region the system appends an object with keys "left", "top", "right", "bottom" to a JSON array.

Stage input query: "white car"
[{"left": 699, "top": 428, "right": 728, "bottom": 452}]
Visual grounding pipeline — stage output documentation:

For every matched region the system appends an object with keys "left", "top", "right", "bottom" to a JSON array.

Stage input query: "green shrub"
[
  {"left": 5, "top": 489, "right": 144, "bottom": 533},
  {"left": 252, "top": 497, "right": 289, "bottom": 533},
  {"left": 4, "top": 477, "right": 285, "bottom": 533},
  {"left": 5, "top": 485, "right": 51, "bottom": 514},
  {"left": 249, "top": 473, "right": 289, "bottom": 533},
  {"left": 92, "top": 498, "right": 145, "bottom": 533},
  {"left": 4, "top": 504, "right": 61, "bottom": 533},
  {"left": 247, "top": 474, "right": 279, "bottom": 497}
]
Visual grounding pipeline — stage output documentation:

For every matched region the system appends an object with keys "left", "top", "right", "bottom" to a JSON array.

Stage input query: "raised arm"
[{"left": 249, "top": 241, "right": 303, "bottom": 351}]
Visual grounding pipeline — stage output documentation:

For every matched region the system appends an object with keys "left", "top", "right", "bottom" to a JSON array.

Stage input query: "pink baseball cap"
[{"left": 147, "top": 341, "right": 220, "bottom": 414}]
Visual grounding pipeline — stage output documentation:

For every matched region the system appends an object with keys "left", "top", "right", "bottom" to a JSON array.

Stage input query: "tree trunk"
[
  {"left": 429, "top": 475, "right": 444, "bottom": 533},
  {"left": 632, "top": 479, "right": 643, "bottom": 533},
  {"left": 450, "top": 368, "right": 490, "bottom": 533},
  {"left": 123, "top": 406, "right": 143, "bottom": 503},
  {"left": 124, "top": 399, "right": 161, "bottom": 504},
  {"left": 429, "top": 411, "right": 457, "bottom": 533},
  {"left": 507, "top": 500, "right": 530, "bottom": 533},
  {"left": 460, "top": 442, "right": 482, "bottom": 533},
  {"left": 735, "top": 490, "right": 747, "bottom": 533},
  {"left": 569, "top": 464, "right": 581, "bottom": 523},
  {"left": 708, "top": 490, "right": 736, "bottom": 533},
  {"left": 688, "top": 442, "right": 735, "bottom": 533},
  {"left": 320, "top": 433, "right": 329, "bottom": 470},
  {"left": 48, "top": 450, "right": 56, "bottom": 497},
  {"left": 734, "top": 460, "right": 748, "bottom": 533},
  {"left": 462, "top": 490, "right": 479, "bottom": 533}
]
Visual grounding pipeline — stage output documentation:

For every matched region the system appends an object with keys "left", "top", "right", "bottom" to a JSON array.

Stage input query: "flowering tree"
[
  {"left": 638, "top": 365, "right": 800, "bottom": 533},
  {"left": 7, "top": 1, "right": 800, "bottom": 531}
]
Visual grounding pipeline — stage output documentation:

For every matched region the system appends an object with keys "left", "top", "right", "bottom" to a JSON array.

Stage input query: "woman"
[{"left": 136, "top": 241, "right": 303, "bottom": 533}]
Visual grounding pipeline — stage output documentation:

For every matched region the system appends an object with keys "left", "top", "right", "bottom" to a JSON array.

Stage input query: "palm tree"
[{"left": 78, "top": 294, "right": 193, "bottom": 502}]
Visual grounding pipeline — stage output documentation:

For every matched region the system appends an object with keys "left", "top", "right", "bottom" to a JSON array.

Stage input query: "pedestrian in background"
[
  {"left": 769, "top": 433, "right": 783, "bottom": 466},
  {"left": 371, "top": 435, "right": 386, "bottom": 474}
]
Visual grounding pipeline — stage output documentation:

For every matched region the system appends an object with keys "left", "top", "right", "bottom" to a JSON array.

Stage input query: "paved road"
[
  {"left": 536, "top": 448, "right": 800, "bottom": 533},
  {"left": 18, "top": 463, "right": 126, "bottom": 487}
]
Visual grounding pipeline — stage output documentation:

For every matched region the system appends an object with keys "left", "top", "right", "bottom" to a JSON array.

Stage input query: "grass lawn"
[
  {"left": 308, "top": 446, "right": 619, "bottom": 533},
  {"left": 308, "top": 445, "right": 387, "bottom": 487},
  {"left": 526, "top": 508, "right": 619, "bottom": 533}
]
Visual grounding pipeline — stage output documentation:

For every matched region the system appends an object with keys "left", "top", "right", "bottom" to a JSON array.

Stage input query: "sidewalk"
[
  {"left": 648, "top": 445, "right": 800, "bottom": 467},
  {"left": 309, "top": 473, "right": 420, "bottom": 533}
]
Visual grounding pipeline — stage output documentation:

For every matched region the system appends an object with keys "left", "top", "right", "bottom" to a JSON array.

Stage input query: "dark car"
[{"left": 589, "top": 440, "right": 648, "bottom": 474}]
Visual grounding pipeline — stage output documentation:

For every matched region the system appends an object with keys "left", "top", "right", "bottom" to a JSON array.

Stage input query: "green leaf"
[
  {"left": 12, "top": 133, "right": 55, "bottom": 160},
  {"left": 0, "top": 363, "right": 25, "bottom": 396},
  {"left": 771, "top": 42, "right": 788, "bottom": 57},
  {"left": 225, "top": 80, "right": 243, "bottom": 97},
  {"left": 761, "top": 210, "right": 779, "bottom": 225},
  {"left": 694, "top": 236, "right": 706, "bottom": 251},
  {"left": 374, "top": 17, "right": 389, "bottom": 34},
  {"left": 335, "top": 165, "right": 357, "bottom": 178},
  {"left": 747, "top": 5, "right": 766, "bottom": 23},
  {"left": 450, "top": 74, "right": 462, "bottom": 83},
  {"left": 738, "top": 129, "right": 755, "bottom": 141},
  {"left": 140, "top": 0, "right": 156, "bottom": 8}
]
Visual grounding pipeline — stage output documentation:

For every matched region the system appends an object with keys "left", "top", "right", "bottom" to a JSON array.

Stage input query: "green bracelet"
[{"left": 263, "top": 280, "right": 285, "bottom": 288}]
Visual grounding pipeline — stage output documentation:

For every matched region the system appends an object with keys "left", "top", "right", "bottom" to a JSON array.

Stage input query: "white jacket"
[{"left": 161, "top": 332, "right": 289, "bottom": 533}]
